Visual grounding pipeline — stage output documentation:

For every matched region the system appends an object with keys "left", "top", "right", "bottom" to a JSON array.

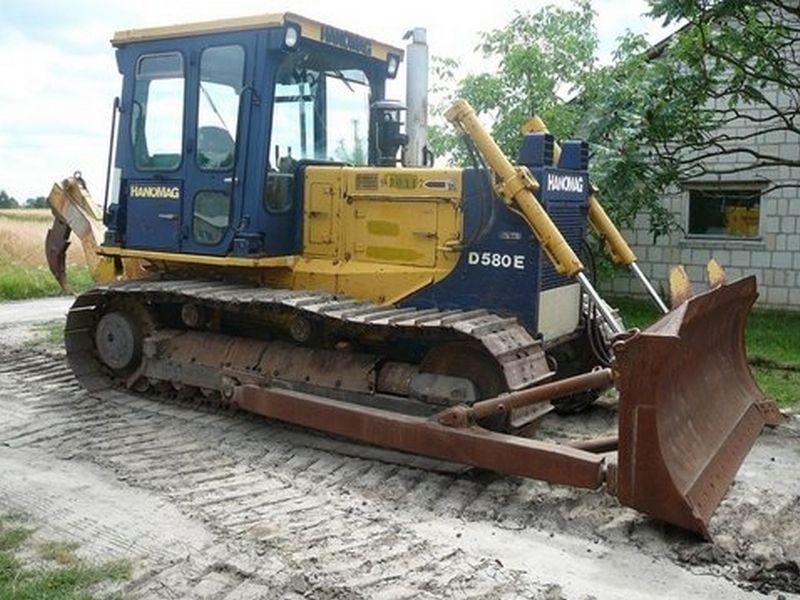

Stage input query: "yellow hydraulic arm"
[
  {"left": 522, "top": 116, "right": 669, "bottom": 314},
  {"left": 445, "top": 99, "right": 625, "bottom": 334}
]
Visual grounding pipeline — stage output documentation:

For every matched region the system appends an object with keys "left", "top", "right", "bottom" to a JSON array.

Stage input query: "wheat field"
[
  {"left": 0, "top": 209, "right": 90, "bottom": 298},
  {"left": 0, "top": 210, "right": 86, "bottom": 267}
]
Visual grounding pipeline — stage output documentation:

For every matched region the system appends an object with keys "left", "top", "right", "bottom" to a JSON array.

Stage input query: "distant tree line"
[{"left": 0, "top": 190, "right": 48, "bottom": 209}]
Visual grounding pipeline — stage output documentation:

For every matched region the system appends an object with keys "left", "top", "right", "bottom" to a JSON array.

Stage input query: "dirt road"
[
  {"left": 0, "top": 296, "right": 74, "bottom": 324},
  {"left": 0, "top": 298, "right": 797, "bottom": 599}
]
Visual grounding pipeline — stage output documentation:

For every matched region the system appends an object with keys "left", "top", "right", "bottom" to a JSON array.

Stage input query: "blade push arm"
[{"left": 445, "top": 99, "right": 624, "bottom": 334}]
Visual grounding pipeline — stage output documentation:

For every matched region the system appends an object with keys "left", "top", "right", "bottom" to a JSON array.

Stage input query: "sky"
[{"left": 0, "top": 0, "right": 671, "bottom": 203}]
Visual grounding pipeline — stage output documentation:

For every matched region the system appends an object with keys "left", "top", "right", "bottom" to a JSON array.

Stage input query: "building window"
[{"left": 687, "top": 186, "right": 762, "bottom": 239}]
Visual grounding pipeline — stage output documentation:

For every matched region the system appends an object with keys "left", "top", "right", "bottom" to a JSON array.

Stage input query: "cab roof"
[{"left": 111, "top": 12, "right": 403, "bottom": 62}]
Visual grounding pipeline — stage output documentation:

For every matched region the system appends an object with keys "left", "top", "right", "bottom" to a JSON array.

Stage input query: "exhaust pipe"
[{"left": 404, "top": 27, "right": 429, "bottom": 167}]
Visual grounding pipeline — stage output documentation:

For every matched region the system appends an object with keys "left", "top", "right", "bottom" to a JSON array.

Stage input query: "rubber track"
[{"left": 65, "top": 279, "right": 549, "bottom": 393}]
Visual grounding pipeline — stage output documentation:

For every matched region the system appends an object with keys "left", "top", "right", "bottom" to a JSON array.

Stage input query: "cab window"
[
  {"left": 197, "top": 45, "right": 245, "bottom": 171},
  {"left": 266, "top": 49, "right": 371, "bottom": 213},
  {"left": 131, "top": 52, "right": 184, "bottom": 171}
]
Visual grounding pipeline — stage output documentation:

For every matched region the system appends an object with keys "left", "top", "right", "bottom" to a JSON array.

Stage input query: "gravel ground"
[{"left": 0, "top": 297, "right": 797, "bottom": 599}]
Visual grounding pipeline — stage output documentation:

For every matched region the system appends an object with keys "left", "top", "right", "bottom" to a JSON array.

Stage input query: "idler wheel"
[{"left": 94, "top": 311, "right": 142, "bottom": 372}]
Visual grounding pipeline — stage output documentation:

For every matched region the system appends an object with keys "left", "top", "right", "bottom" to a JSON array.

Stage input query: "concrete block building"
[{"left": 601, "top": 74, "right": 799, "bottom": 310}]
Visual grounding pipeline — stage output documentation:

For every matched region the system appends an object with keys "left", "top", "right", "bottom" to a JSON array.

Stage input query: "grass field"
[
  {"left": 612, "top": 296, "right": 800, "bottom": 407},
  {"left": 0, "top": 512, "right": 130, "bottom": 599},
  {"left": 0, "top": 209, "right": 92, "bottom": 300}
]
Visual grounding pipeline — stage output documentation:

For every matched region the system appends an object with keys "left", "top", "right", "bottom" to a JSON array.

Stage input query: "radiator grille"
[{"left": 355, "top": 174, "right": 379, "bottom": 190}]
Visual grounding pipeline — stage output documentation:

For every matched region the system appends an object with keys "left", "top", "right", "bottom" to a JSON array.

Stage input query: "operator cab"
[{"left": 104, "top": 13, "right": 403, "bottom": 257}]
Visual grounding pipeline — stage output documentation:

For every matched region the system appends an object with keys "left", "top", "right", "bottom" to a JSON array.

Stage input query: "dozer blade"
[{"left": 612, "top": 276, "right": 782, "bottom": 538}]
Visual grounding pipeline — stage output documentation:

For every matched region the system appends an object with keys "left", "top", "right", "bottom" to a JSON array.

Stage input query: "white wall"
[{"left": 601, "top": 87, "right": 800, "bottom": 310}]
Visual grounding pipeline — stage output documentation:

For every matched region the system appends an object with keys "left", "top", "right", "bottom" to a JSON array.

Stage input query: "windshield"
[{"left": 270, "top": 49, "right": 371, "bottom": 168}]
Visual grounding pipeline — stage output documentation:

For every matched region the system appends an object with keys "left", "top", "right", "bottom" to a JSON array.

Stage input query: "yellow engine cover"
[{"left": 281, "top": 166, "right": 464, "bottom": 304}]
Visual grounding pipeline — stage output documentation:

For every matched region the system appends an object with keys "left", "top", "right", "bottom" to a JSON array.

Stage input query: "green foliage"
[
  {"left": 0, "top": 191, "right": 18, "bottom": 210},
  {"left": 612, "top": 296, "right": 800, "bottom": 406},
  {"left": 0, "top": 526, "right": 32, "bottom": 552},
  {"left": 745, "top": 309, "right": 800, "bottom": 367},
  {"left": 24, "top": 196, "right": 48, "bottom": 209},
  {"left": 429, "top": 1, "right": 682, "bottom": 238},
  {"left": 0, "top": 265, "right": 93, "bottom": 300},
  {"left": 0, "top": 191, "right": 50, "bottom": 210},
  {"left": 430, "top": 0, "right": 800, "bottom": 244},
  {"left": 607, "top": 295, "right": 660, "bottom": 330},
  {"left": 639, "top": 0, "right": 800, "bottom": 180},
  {"left": 39, "top": 541, "right": 81, "bottom": 567},
  {"left": 430, "top": 1, "right": 597, "bottom": 165},
  {"left": 751, "top": 366, "right": 800, "bottom": 408},
  {"left": 34, "top": 321, "right": 67, "bottom": 345}
]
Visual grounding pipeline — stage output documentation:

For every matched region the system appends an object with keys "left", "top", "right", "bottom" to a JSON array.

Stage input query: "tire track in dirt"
[
  {"left": 0, "top": 346, "right": 551, "bottom": 599},
  {"left": 1, "top": 345, "right": 797, "bottom": 598}
]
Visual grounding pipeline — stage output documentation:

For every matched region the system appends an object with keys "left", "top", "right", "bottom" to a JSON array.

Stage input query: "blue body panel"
[
  {"left": 400, "top": 169, "right": 542, "bottom": 334},
  {"left": 534, "top": 166, "right": 590, "bottom": 290},
  {"left": 403, "top": 135, "right": 591, "bottom": 336},
  {"left": 520, "top": 136, "right": 590, "bottom": 291},
  {"left": 125, "top": 180, "right": 183, "bottom": 250}
]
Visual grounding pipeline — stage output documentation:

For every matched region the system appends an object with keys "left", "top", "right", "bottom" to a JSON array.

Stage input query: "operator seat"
[{"left": 197, "top": 126, "right": 235, "bottom": 169}]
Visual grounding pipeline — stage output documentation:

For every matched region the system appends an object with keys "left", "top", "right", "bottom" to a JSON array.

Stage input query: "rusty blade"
[{"left": 612, "top": 276, "right": 778, "bottom": 538}]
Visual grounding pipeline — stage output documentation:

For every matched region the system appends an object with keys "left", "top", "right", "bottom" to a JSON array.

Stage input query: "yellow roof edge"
[
  {"left": 111, "top": 12, "right": 404, "bottom": 61},
  {"left": 111, "top": 13, "right": 287, "bottom": 46}
]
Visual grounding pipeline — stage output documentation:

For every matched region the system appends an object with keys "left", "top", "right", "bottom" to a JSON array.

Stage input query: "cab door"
[
  {"left": 124, "top": 49, "right": 187, "bottom": 251},
  {"left": 181, "top": 37, "right": 254, "bottom": 255}
]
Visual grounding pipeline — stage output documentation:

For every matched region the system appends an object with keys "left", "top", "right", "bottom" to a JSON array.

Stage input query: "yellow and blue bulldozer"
[{"left": 45, "top": 12, "right": 782, "bottom": 538}]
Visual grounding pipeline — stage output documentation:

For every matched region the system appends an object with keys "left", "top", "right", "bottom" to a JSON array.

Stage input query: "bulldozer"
[{"left": 45, "top": 12, "right": 782, "bottom": 539}]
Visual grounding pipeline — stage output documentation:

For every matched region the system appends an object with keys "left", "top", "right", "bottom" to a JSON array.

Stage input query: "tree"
[
  {"left": 429, "top": 1, "right": 597, "bottom": 167},
  {"left": 429, "top": 1, "right": 677, "bottom": 236},
  {"left": 641, "top": 0, "right": 800, "bottom": 191},
  {"left": 333, "top": 119, "right": 368, "bottom": 165},
  {"left": 24, "top": 196, "right": 48, "bottom": 209},
  {"left": 429, "top": 0, "right": 800, "bottom": 238},
  {"left": 0, "top": 190, "right": 19, "bottom": 209}
]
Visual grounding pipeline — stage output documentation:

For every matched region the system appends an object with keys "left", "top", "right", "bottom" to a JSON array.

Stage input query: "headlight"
[
  {"left": 283, "top": 24, "right": 300, "bottom": 50},
  {"left": 386, "top": 53, "right": 400, "bottom": 79}
]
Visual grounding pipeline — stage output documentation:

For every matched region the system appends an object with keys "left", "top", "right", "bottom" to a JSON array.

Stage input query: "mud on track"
[{"left": 0, "top": 340, "right": 798, "bottom": 599}]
